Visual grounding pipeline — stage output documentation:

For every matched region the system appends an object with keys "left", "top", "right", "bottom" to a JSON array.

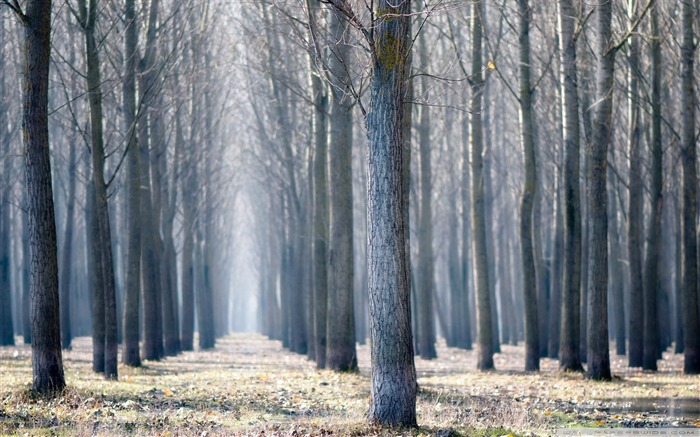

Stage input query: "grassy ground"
[{"left": 0, "top": 333, "right": 698, "bottom": 436}]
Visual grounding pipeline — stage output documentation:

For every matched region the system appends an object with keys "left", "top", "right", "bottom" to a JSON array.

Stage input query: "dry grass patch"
[{"left": 0, "top": 334, "right": 697, "bottom": 436}]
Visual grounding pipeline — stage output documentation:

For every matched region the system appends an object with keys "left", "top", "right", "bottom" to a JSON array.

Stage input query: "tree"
[
  {"left": 307, "top": 0, "right": 329, "bottom": 369},
  {"left": 75, "top": 0, "right": 119, "bottom": 379},
  {"left": 0, "top": 21, "right": 14, "bottom": 346},
  {"left": 326, "top": 8, "right": 357, "bottom": 372},
  {"left": 121, "top": 0, "right": 141, "bottom": 367},
  {"left": 416, "top": 28, "right": 437, "bottom": 361},
  {"left": 59, "top": 128, "right": 77, "bottom": 351},
  {"left": 680, "top": 0, "right": 700, "bottom": 375},
  {"left": 364, "top": 1, "right": 417, "bottom": 426},
  {"left": 471, "top": 0, "right": 494, "bottom": 372},
  {"left": 518, "top": 0, "right": 539, "bottom": 372},
  {"left": 4, "top": 0, "right": 66, "bottom": 394},
  {"left": 139, "top": 0, "right": 165, "bottom": 360},
  {"left": 626, "top": 0, "right": 644, "bottom": 368},
  {"left": 642, "top": 5, "right": 662, "bottom": 372},
  {"left": 558, "top": 0, "right": 583, "bottom": 373},
  {"left": 586, "top": 0, "right": 614, "bottom": 381}
]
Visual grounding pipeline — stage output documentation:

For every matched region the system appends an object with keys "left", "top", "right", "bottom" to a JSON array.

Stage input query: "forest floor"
[{"left": 0, "top": 333, "right": 699, "bottom": 436}]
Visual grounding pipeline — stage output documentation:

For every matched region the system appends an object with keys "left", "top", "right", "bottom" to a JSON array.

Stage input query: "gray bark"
[
  {"left": 121, "top": 0, "right": 140, "bottom": 367},
  {"left": 586, "top": 0, "right": 613, "bottom": 381},
  {"left": 416, "top": 29, "right": 437, "bottom": 360},
  {"left": 642, "top": 6, "right": 662, "bottom": 371},
  {"left": 326, "top": 8, "right": 357, "bottom": 371},
  {"left": 308, "top": 0, "right": 329, "bottom": 369},
  {"left": 558, "top": 0, "right": 583, "bottom": 372},
  {"left": 626, "top": 0, "right": 644, "bottom": 368},
  {"left": 680, "top": 0, "right": 700, "bottom": 374},
  {"left": 366, "top": 1, "right": 417, "bottom": 426},
  {"left": 470, "top": 0, "right": 494, "bottom": 371},
  {"left": 518, "top": 0, "right": 539, "bottom": 372},
  {"left": 20, "top": 0, "right": 66, "bottom": 393}
]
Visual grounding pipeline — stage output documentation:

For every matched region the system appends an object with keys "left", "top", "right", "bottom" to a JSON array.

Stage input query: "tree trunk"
[
  {"left": 626, "top": 0, "right": 644, "bottom": 368},
  {"left": 86, "top": 181, "right": 105, "bottom": 373},
  {"left": 416, "top": 30, "right": 437, "bottom": 360},
  {"left": 22, "top": 209, "right": 31, "bottom": 345},
  {"left": 180, "top": 158, "right": 196, "bottom": 351},
  {"left": 674, "top": 198, "right": 684, "bottom": 354},
  {"left": 642, "top": 7, "right": 662, "bottom": 371},
  {"left": 121, "top": 0, "right": 141, "bottom": 367},
  {"left": 518, "top": 0, "right": 539, "bottom": 372},
  {"left": 308, "top": 0, "right": 329, "bottom": 368},
  {"left": 0, "top": 81, "right": 14, "bottom": 346},
  {"left": 59, "top": 134, "right": 77, "bottom": 350},
  {"left": 138, "top": 0, "right": 164, "bottom": 360},
  {"left": 78, "top": 0, "right": 118, "bottom": 379},
  {"left": 608, "top": 183, "right": 626, "bottom": 357},
  {"left": 325, "top": 8, "right": 356, "bottom": 371},
  {"left": 460, "top": 105, "right": 473, "bottom": 350},
  {"left": 680, "top": 0, "right": 700, "bottom": 374},
  {"left": 557, "top": 0, "right": 583, "bottom": 373},
  {"left": 586, "top": 0, "right": 613, "bottom": 381},
  {"left": 471, "top": 0, "right": 494, "bottom": 371},
  {"left": 21, "top": 0, "right": 66, "bottom": 394},
  {"left": 548, "top": 183, "right": 564, "bottom": 358},
  {"left": 366, "top": 1, "right": 417, "bottom": 427}
]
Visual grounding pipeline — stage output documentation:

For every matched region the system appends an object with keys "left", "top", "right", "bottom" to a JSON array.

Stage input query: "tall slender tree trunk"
[
  {"left": 59, "top": 136, "right": 77, "bottom": 350},
  {"left": 680, "top": 0, "right": 700, "bottom": 375},
  {"left": 460, "top": 105, "right": 473, "bottom": 350},
  {"left": 78, "top": 0, "right": 118, "bottom": 379},
  {"left": 518, "top": 0, "right": 539, "bottom": 372},
  {"left": 0, "top": 53, "right": 14, "bottom": 345},
  {"left": 558, "top": 0, "right": 583, "bottom": 372},
  {"left": 366, "top": 1, "right": 417, "bottom": 426},
  {"left": 121, "top": 0, "right": 140, "bottom": 366},
  {"left": 626, "top": 0, "right": 644, "bottom": 368},
  {"left": 586, "top": 0, "right": 613, "bottom": 381},
  {"left": 138, "top": 0, "right": 164, "bottom": 360},
  {"left": 180, "top": 156, "right": 196, "bottom": 351},
  {"left": 471, "top": 0, "right": 494, "bottom": 371},
  {"left": 0, "top": 119, "right": 13, "bottom": 347},
  {"left": 642, "top": 6, "right": 662, "bottom": 371},
  {"left": 326, "top": 8, "right": 357, "bottom": 371},
  {"left": 674, "top": 198, "right": 684, "bottom": 354},
  {"left": 549, "top": 183, "right": 564, "bottom": 358},
  {"left": 20, "top": 0, "right": 66, "bottom": 393},
  {"left": 307, "top": 0, "right": 329, "bottom": 368},
  {"left": 22, "top": 208, "right": 31, "bottom": 345},
  {"left": 417, "top": 30, "right": 437, "bottom": 360}
]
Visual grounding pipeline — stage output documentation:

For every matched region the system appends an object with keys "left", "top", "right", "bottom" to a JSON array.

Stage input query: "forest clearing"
[{"left": 1, "top": 334, "right": 698, "bottom": 436}]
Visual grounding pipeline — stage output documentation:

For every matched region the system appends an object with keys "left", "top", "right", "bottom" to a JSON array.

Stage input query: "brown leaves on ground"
[{"left": 0, "top": 334, "right": 698, "bottom": 436}]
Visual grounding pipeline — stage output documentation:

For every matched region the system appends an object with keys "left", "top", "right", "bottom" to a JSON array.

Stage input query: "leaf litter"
[{"left": 0, "top": 334, "right": 697, "bottom": 436}]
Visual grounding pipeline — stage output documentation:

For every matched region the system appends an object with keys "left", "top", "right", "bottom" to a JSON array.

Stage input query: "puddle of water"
[{"left": 598, "top": 398, "right": 700, "bottom": 419}]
